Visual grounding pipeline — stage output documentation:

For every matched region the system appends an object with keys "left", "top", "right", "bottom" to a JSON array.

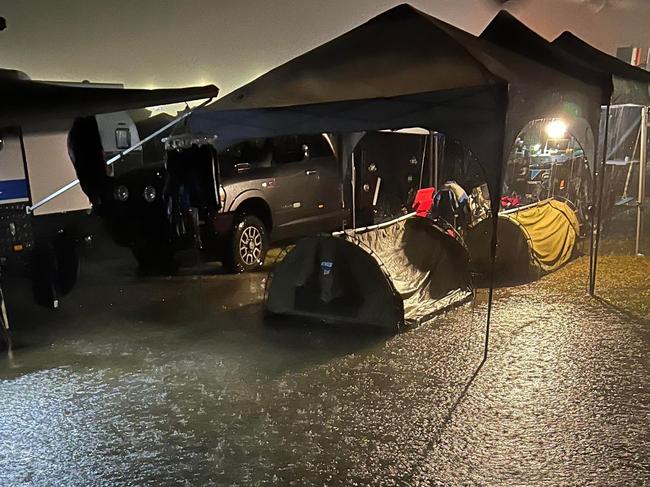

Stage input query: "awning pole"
[
  {"left": 26, "top": 98, "right": 213, "bottom": 214},
  {"left": 0, "top": 273, "right": 12, "bottom": 359},
  {"left": 635, "top": 106, "right": 648, "bottom": 256},
  {"left": 590, "top": 104, "right": 611, "bottom": 295}
]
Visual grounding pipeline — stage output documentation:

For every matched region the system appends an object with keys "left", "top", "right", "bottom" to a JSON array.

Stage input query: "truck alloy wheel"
[
  {"left": 228, "top": 215, "right": 268, "bottom": 273},
  {"left": 239, "top": 225, "right": 263, "bottom": 266}
]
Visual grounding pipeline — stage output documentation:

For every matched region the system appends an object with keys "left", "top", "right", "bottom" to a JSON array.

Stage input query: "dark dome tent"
[
  {"left": 186, "top": 4, "right": 604, "bottom": 337},
  {"left": 266, "top": 216, "right": 473, "bottom": 333}
]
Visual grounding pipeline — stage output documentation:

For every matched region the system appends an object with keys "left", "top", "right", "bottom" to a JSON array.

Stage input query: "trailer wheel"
[
  {"left": 224, "top": 215, "right": 268, "bottom": 273},
  {"left": 132, "top": 243, "right": 177, "bottom": 275},
  {"left": 31, "top": 234, "right": 80, "bottom": 309}
]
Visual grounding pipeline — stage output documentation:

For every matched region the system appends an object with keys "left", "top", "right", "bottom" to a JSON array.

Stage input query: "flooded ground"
[{"left": 0, "top": 246, "right": 648, "bottom": 486}]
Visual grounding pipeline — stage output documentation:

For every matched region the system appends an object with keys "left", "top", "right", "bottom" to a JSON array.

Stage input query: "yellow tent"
[
  {"left": 467, "top": 199, "right": 581, "bottom": 279},
  {"left": 504, "top": 199, "right": 580, "bottom": 273}
]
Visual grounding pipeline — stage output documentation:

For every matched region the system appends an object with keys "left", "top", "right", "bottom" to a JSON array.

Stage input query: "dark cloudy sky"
[{"left": 1, "top": 0, "right": 648, "bottom": 96}]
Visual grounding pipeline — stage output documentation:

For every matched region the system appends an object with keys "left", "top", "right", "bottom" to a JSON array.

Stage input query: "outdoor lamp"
[{"left": 546, "top": 120, "right": 568, "bottom": 139}]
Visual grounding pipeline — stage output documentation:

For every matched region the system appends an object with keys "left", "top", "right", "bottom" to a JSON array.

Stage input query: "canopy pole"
[
  {"left": 590, "top": 104, "right": 611, "bottom": 296},
  {"left": 588, "top": 148, "right": 598, "bottom": 292},
  {"left": 635, "top": 106, "right": 647, "bottom": 256},
  {"left": 26, "top": 98, "right": 213, "bottom": 214},
  {"left": 485, "top": 158, "right": 504, "bottom": 362},
  {"left": 433, "top": 133, "right": 439, "bottom": 188},
  {"left": 484, "top": 195, "right": 501, "bottom": 362},
  {"left": 351, "top": 152, "right": 357, "bottom": 230},
  {"left": 483, "top": 99, "right": 508, "bottom": 362}
]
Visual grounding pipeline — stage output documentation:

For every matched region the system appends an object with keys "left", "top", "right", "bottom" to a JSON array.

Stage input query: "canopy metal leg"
[
  {"left": 590, "top": 105, "right": 611, "bottom": 296},
  {"left": 484, "top": 161, "right": 505, "bottom": 361},
  {"left": 635, "top": 107, "right": 647, "bottom": 256},
  {"left": 484, "top": 264, "right": 495, "bottom": 361}
]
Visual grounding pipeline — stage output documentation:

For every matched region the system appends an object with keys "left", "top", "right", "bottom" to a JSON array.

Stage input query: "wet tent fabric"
[
  {"left": 481, "top": 17, "right": 650, "bottom": 106},
  {"left": 480, "top": 11, "right": 612, "bottom": 104},
  {"left": 467, "top": 199, "right": 580, "bottom": 278},
  {"left": 188, "top": 4, "right": 604, "bottom": 211},
  {"left": 266, "top": 236, "right": 405, "bottom": 332},
  {"left": 553, "top": 33, "right": 650, "bottom": 106},
  {"left": 340, "top": 217, "right": 473, "bottom": 323},
  {"left": 504, "top": 199, "right": 580, "bottom": 273},
  {"left": 265, "top": 216, "right": 473, "bottom": 331},
  {"left": 480, "top": 10, "right": 613, "bottom": 167},
  {"left": 0, "top": 69, "right": 218, "bottom": 126}
]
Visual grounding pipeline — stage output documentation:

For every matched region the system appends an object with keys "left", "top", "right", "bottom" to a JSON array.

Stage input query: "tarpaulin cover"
[
  {"left": 0, "top": 69, "right": 218, "bottom": 126},
  {"left": 265, "top": 216, "right": 473, "bottom": 332},
  {"left": 467, "top": 199, "right": 580, "bottom": 278}
]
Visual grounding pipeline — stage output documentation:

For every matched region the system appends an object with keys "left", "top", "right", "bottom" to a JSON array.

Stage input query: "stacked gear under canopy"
[
  {"left": 265, "top": 216, "right": 473, "bottom": 332},
  {"left": 467, "top": 198, "right": 581, "bottom": 280}
]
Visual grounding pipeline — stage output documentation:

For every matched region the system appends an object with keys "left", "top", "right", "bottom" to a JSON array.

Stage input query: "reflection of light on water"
[{"left": 2, "top": 257, "right": 648, "bottom": 485}]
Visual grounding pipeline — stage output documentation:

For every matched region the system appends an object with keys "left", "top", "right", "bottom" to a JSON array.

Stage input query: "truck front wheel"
[{"left": 225, "top": 215, "right": 268, "bottom": 273}]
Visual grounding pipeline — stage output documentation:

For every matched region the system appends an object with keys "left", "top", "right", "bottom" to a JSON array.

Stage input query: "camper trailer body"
[{"left": 0, "top": 110, "right": 141, "bottom": 306}]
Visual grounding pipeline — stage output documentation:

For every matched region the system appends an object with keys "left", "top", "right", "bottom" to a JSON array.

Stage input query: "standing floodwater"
[{"left": 0, "top": 250, "right": 648, "bottom": 486}]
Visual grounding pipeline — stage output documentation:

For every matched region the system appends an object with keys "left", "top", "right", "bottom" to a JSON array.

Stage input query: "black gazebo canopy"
[{"left": 189, "top": 4, "right": 604, "bottom": 210}]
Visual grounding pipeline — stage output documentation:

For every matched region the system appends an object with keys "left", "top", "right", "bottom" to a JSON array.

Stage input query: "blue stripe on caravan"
[{"left": 0, "top": 179, "right": 29, "bottom": 201}]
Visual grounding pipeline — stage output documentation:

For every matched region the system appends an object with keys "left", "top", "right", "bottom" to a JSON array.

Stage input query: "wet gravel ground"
[{"left": 0, "top": 249, "right": 648, "bottom": 486}]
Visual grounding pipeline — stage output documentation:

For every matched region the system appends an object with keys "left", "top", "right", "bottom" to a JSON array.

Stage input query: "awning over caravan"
[
  {"left": 189, "top": 4, "right": 604, "bottom": 209},
  {"left": 0, "top": 69, "right": 219, "bottom": 126}
]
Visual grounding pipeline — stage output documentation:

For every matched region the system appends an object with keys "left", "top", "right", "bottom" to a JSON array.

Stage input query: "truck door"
[
  {"left": 300, "top": 133, "right": 343, "bottom": 232},
  {"left": 265, "top": 135, "right": 322, "bottom": 240}
]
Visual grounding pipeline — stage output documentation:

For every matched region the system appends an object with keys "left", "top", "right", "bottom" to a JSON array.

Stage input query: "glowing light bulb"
[{"left": 546, "top": 120, "right": 567, "bottom": 139}]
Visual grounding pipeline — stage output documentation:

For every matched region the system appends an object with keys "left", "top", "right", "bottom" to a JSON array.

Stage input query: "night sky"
[{"left": 0, "top": 0, "right": 648, "bottom": 96}]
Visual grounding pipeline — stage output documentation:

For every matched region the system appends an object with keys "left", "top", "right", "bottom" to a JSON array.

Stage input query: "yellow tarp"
[{"left": 503, "top": 199, "right": 580, "bottom": 273}]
